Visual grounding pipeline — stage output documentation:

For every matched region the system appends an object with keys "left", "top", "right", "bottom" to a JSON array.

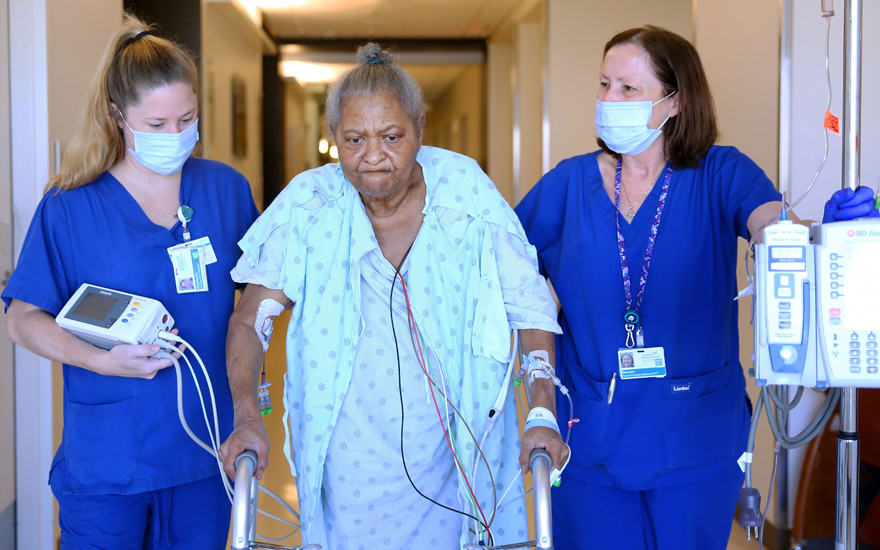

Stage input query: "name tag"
[
  {"left": 168, "top": 246, "right": 209, "bottom": 294},
  {"left": 617, "top": 347, "right": 667, "bottom": 380}
]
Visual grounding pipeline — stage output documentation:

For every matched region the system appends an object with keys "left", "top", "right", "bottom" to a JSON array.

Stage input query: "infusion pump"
[
  {"left": 754, "top": 219, "right": 880, "bottom": 388},
  {"left": 57, "top": 284, "right": 174, "bottom": 349}
]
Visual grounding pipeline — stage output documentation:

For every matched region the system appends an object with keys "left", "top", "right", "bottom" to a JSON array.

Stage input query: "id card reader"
[{"left": 56, "top": 284, "right": 174, "bottom": 349}]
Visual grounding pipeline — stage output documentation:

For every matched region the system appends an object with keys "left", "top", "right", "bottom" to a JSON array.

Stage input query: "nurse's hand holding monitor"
[{"left": 2, "top": 13, "right": 259, "bottom": 548}]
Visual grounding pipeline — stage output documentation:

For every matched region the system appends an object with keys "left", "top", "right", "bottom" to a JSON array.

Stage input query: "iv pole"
[{"left": 837, "top": 0, "right": 861, "bottom": 547}]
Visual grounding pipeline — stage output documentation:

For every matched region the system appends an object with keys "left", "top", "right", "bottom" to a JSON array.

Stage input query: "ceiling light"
[
  {"left": 279, "top": 61, "right": 350, "bottom": 83},
  {"left": 329, "top": 145, "right": 339, "bottom": 159},
  {"left": 319, "top": 138, "right": 329, "bottom": 154},
  {"left": 254, "top": 0, "right": 308, "bottom": 8}
]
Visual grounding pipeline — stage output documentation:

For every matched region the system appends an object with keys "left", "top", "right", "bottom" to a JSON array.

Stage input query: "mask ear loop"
[{"left": 652, "top": 89, "right": 677, "bottom": 106}]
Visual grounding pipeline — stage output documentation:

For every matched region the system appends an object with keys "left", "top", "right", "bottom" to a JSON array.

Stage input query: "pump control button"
[
  {"left": 852, "top": 333, "right": 859, "bottom": 341},
  {"left": 850, "top": 350, "right": 860, "bottom": 357},
  {"left": 869, "top": 350, "right": 878, "bottom": 358},
  {"left": 870, "top": 334, "right": 877, "bottom": 341},
  {"left": 851, "top": 366, "right": 862, "bottom": 373},
  {"left": 830, "top": 318, "right": 842, "bottom": 325},
  {"left": 869, "top": 367, "right": 879, "bottom": 374},
  {"left": 830, "top": 309, "right": 841, "bottom": 317},
  {"left": 779, "top": 321, "right": 792, "bottom": 329},
  {"left": 779, "top": 312, "right": 792, "bottom": 320},
  {"left": 868, "top": 342, "right": 878, "bottom": 349},
  {"left": 133, "top": 302, "right": 141, "bottom": 306},
  {"left": 870, "top": 359, "right": 879, "bottom": 366},
  {"left": 779, "top": 302, "right": 791, "bottom": 310},
  {"left": 850, "top": 342, "right": 860, "bottom": 349},
  {"left": 850, "top": 358, "right": 861, "bottom": 365},
  {"left": 162, "top": 314, "right": 168, "bottom": 323}
]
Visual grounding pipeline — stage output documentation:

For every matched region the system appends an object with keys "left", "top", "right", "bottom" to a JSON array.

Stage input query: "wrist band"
[
  {"left": 525, "top": 406, "right": 560, "bottom": 434},
  {"left": 525, "top": 418, "right": 561, "bottom": 434}
]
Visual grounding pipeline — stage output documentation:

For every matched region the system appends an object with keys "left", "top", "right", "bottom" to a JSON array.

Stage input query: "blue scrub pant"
[
  {"left": 51, "top": 473, "right": 231, "bottom": 550},
  {"left": 552, "top": 458, "right": 745, "bottom": 550}
]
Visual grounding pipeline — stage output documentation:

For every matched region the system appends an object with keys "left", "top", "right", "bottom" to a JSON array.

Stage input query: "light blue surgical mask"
[
  {"left": 120, "top": 112, "right": 199, "bottom": 175},
  {"left": 595, "top": 91, "right": 676, "bottom": 155}
]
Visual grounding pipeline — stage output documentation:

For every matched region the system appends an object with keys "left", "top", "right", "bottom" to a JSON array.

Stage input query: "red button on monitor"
[
  {"left": 162, "top": 314, "right": 168, "bottom": 323},
  {"left": 830, "top": 309, "right": 841, "bottom": 317}
]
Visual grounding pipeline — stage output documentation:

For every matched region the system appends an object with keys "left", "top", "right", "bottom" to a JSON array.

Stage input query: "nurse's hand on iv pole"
[
  {"left": 519, "top": 425, "right": 570, "bottom": 475},
  {"left": 97, "top": 328, "right": 186, "bottom": 379},
  {"left": 219, "top": 416, "right": 270, "bottom": 480},
  {"left": 823, "top": 186, "right": 879, "bottom": 223}
]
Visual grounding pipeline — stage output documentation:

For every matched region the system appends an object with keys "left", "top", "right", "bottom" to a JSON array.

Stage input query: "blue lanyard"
[{"left": 614, "top": 158, "right": 674, "bottom": 347}]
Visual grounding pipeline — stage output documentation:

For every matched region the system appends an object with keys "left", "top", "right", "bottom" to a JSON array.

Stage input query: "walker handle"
[
  {"left": 231, "top": 451, "right": 258, "bottom": 549},
  {"left": 529, "top": 448, "right": 554, "bottom": 550}
]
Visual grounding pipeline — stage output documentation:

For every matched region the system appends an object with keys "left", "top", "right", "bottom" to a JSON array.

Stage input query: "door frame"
[{"left": 9, "top": 0, "right": 55, "bottom": 548}]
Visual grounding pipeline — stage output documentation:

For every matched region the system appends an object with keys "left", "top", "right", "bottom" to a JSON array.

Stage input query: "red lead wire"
[{"left": 396, "top": 272, "right": 493, "bottom": 544}]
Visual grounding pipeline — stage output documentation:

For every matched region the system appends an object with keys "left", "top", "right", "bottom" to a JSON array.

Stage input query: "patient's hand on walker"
[
  {"left": 219, "top": 415, "right": 270, "bottom": 480},
  {"left": 519, "top": 425, "right": 569, "bottom": 475}
]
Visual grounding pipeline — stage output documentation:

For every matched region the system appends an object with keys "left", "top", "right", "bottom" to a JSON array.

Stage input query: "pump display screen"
[
  {"left": 844, "top": 241, "right": 880, "bottom": 331},
  {"left": 71, "top": 292, "right": 117, "bottom": 322}
]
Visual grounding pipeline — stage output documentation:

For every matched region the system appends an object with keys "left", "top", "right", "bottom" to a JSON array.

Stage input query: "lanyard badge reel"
[
  {"left": 614, "top": 159, "right": 671, "bottom": 385},
  {"left": 177, "top": 205, "right": 194, "bottom": 242}
]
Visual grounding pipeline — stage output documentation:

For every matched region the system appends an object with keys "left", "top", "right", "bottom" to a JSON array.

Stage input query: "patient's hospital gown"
[{"left": 232, "top": 146, "right": 561, "bottom": 549}]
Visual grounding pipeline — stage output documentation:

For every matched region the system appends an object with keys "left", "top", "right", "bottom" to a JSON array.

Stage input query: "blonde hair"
[{"left": 47, "top": 13, "right": 200, "bottom": 192}]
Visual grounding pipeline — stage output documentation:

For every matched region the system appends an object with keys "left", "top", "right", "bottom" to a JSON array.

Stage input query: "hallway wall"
[
  {"left": 203, "top": 3, "right": 264, "bottom": 208},
  {"left": 424, "top": 65, "right": 487, "bottom": 169}
]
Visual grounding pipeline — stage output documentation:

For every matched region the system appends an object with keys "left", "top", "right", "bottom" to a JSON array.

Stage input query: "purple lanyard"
[{"left": 614, "top": 158, "right": 674, "bottom": 347}]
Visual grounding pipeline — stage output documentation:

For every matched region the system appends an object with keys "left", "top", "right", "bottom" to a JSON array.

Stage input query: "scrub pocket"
[
  {"left": 658, "top": 365, "right": 740, "bottom": 471},
  {"left": 63, "top": 397, "right": 142, "bottom": 491},
  {"left": 562, "top": 368, "right": 613, "bottom": 469}
]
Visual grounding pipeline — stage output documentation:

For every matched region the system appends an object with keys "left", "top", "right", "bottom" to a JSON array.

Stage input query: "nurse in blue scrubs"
[
  {"left": 515, "top": 26, "right": 877, "bottom": 550},
  {"left": 2, "top": 15, "right": 258, "bottom": 549}
]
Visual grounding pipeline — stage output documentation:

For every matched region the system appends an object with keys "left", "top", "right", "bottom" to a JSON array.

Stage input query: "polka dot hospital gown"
[{"left": 232, "top": 146, "right": 561, "bottom": 549}]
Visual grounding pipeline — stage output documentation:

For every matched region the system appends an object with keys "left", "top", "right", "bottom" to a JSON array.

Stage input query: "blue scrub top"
[
  {"left": 2, "top": 157, "right": 259, "bottom": 495},
  {"left": 515, "top": 146, "right": 781, "bottom": 490}
]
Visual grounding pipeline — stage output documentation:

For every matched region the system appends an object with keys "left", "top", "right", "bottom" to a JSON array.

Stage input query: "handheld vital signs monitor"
[{"left": 56, "top": 284, "right": 174, "bottom": 349}]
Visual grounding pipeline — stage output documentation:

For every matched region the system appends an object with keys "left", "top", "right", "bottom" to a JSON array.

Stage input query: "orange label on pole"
[{"left": 824, "top": 110, "right": 841, "bottom": 134}]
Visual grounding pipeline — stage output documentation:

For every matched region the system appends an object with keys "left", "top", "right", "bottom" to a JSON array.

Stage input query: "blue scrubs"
[
  {"left": 2, "top": 158, "right": 259, "bottom": 548},
  {"left": 515, "top": 146, "right": 780, "bottom": 549}
]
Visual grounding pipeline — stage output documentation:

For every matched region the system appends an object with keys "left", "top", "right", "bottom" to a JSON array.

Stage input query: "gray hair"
[{"left": 324, "top": 43, "right": 426, "bottom": 138}]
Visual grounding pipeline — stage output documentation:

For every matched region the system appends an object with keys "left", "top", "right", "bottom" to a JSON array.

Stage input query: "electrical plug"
[{"left": 737, "top": 487, "right": 762, "bottom": 541}]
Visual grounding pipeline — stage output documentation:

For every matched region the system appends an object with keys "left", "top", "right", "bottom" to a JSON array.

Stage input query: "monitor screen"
[
  {"left": 771, "top": 246, "right": 804, "bottom": 259},
  {"left": 71, "top": 292, "right": 117, "bottom": 322},
  {"left": 843, "top": 241, "right": 880, "bottom": 331}
]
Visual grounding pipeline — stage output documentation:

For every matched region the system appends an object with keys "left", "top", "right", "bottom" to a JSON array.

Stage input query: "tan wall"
[
  {"left": 694, "top": 0, "right": 782, "bottom": 526},
  {"left": 546, "top": 0, "right": 693, "bottom": 168},
  {"left": 423, "top": 65, "right": 487, "bottom": 168},
  {"left": 283, "top": 79, "right": 309, "bottom": 184},
  {"left": 203, "top": 4, "right": 264, "bottom": 208},
  {"left": 487, "top": 39, "right": 514, "bottom": 203}
]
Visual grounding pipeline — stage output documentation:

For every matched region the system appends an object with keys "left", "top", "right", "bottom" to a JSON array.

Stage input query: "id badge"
[
  {"left": 617, "top": 347, "right": 667, "bottom": 380},
  {"left": 178, "top": 236, "right": 217, "bottom": 265},
  {"left": 169, "top": 246, "right": 209, "bottom": 293}
]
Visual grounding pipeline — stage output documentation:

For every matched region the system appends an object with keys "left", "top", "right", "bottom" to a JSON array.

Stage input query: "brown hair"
[
  {"left": 597, "top": 26, "right": 717, "bottom": 169},
  {"left": 47, "top": 13, "right": 200, "bottom": 192}
]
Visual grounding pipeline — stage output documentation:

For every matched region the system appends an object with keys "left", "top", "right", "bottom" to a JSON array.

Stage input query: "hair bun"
[{"left": 357, "top": 42, "right": 393, "bottom": 66}]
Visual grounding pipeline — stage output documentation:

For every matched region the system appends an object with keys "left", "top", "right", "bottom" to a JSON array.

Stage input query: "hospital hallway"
[{"left": 3, "top": 0, "right": 880, "bottom": 549}]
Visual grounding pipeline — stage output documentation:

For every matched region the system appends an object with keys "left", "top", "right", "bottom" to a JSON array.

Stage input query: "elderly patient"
[{"left": 219, "top": 43, "right": 567, "bottom": 550}]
